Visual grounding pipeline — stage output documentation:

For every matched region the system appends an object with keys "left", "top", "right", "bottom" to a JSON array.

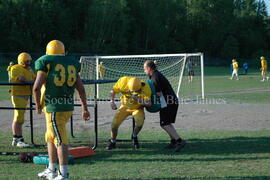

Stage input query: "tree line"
[{"left": 0, "top": 0, "right": 269, "bottom": 59}]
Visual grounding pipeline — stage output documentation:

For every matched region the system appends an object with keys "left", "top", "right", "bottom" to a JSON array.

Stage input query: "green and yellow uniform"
[
  {"left": 112, "top": 76, "right": 151, "bottom": 129},
  {"left": 35, "top": 55, "right": 80, "bottom": 145},
  {"left": 10, "top": 64, "right": 35, "bottom": 123}
]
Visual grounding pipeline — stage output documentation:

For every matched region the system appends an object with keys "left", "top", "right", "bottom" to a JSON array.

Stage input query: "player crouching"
[{"left": 107, "top": 77, "right": 152, "bottom": 150}]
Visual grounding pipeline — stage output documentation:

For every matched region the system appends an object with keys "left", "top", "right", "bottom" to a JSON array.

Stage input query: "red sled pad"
[{"left": 68, "top": 146, "right": 96, "bottom": 158}]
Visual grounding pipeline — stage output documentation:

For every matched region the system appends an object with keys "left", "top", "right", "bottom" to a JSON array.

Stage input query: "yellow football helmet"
[
  {"left": 128, "top": 77, "right": 141, "bottom": 92},
  {"left": 46, "top": 40, "right": 65, "bottom": 55},
  {"left": 17, "top": 52, "right": 32, "bottom": 66},
  {"left": 232, "top": 59, "right": 236, "bottom": 62},
  {"left": 261, "top": 56, "right": 265, "bottom": 60}
]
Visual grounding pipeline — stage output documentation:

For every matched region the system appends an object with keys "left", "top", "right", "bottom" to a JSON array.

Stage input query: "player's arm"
[
  {"left": 75, "top": 75, "right": 90, "bottom": 121},
  {"left": 33, "top": 71, "right": 46, "bottom": 114},
  {"left": 151, "top": 74, "right": 162, "bottom": 96},
  {"left": 138, "top": 96, "right": 151, "bottom": 107},
  {"left": 110, "top": 89, "right": 117, "bottom": 110},
  {"left": 137, "top": 85, "right": 152, "bottom": 107},
  {"left": 110, "top": 78, "right": 123, "bottom": 110}
]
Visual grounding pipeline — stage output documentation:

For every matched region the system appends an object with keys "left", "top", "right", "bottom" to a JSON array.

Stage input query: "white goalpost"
[{"left": 80, "top": 53, "right": 204, "bottom": 101}]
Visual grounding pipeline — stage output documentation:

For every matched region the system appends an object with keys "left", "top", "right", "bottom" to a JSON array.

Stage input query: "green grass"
[
  {"left": 0, "top": 130, "right": 269, "bottom": 179},
  {"left": 0, "top": 86, "right": 10, "bottom": 101},
  {"left": 209, "top": 91, "right": 270, "bottom": 104},
  {"left": 204, "top": 69, "right": 269, "bottom": 93},
  {"left": 179, "top": 66, "right": 270, "bottom": 103}
]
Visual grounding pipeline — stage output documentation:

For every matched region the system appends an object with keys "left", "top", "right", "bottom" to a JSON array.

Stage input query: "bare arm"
[
  {"left": 110, "top": 90, "right": 116, "bottom": 103},
  {"left": 110, "top": 89, "right": 117, "bottom": 110},
  {"left": 75, "top": 75, "right": 90, "bottom": 121},
  {"left": 33, "top": 71, "right": 46, "bottom": 114}
]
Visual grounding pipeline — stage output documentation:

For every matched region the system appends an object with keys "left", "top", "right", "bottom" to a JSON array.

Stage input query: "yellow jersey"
[
  {"left": 98, "top": 64, "right": 105, "bottom": 73},
  {"left": 6, "top": 65, "right": 13, "bottom": 72},
  {"left": 233, "top": 62, "right": 238, "bottom": 70},
  {"left": 113, "top": 76, "right": 151, "bottom": 110},
  {"left": 10, "top": 64, "right": 36, "bottom": 96},
  {"left": 261, "top": 59, "right": 267, "bottom": 71}
]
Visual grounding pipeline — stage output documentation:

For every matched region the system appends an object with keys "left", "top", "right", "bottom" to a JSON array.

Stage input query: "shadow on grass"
[
  {"left": 180, "top": 136, "right": 270, "bottom": 155},
  {"left": 100, "top": 176, "right": 270, "bottom": 180},
  {"left": 100, "top": 136, "right": 270, "bottom": 155},
  {"left": 74, "top": 136, "right": 270, "bottom": 164}
]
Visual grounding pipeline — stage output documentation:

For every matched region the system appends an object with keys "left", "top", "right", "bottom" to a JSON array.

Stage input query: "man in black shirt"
[{"left": 144, "top": 60, "right": 186, "bottom": 152}]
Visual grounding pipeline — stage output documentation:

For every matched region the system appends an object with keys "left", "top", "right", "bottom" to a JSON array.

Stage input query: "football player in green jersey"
[{"left": 33, "top": 40, "right": 90, "bottom": 180}]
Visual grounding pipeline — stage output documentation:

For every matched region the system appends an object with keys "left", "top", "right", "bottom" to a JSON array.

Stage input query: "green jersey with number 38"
[{"left": 35, "top": 55, "right": 81, "bottom": 112}]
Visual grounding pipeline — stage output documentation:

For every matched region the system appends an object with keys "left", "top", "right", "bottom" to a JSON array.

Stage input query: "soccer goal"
[{"left": 80, "top": 53, "right": 204, "bottom": 101}]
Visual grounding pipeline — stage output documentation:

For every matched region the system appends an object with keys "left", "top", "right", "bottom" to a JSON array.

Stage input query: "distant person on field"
[
  {"left": 260, "top": 56, "right": 268, "bottom": 81},
  {"left": 230, "top": 59, "right": 239, "bottom": 80},
  {"left": 106, "top": 76, "right": 152, "bottom": 150},
  {"left": 10, "top": 53, "right": 35, "bottom": 148},
  {"left": 98, "top": 61, "right": 105, "bottom": 80},
  {"left": 186, "top": 59, "right": 194, "bottom": 83},
  {"left": 243, "top": 62, "right": 248, "bottom": 75},
  {"left": 7, "top": 61, "right": 14, "bottom": 82}
]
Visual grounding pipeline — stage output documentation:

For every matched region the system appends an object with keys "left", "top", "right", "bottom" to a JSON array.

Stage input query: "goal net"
[{"left": 79, "top": 53, "right": 204, "bottom": 102}]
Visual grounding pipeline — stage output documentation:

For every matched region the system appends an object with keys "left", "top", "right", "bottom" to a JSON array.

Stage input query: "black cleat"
[
  {"left": 132, "top": 136, "right": 140, "bottom": 149},
  {"left": 106, "top": 140, "right": 116, "bottom": 150},
  {"left": 174, "top": 140, "right": 187, "bottom": 152},
  {"left": 164, "top": 139, "right": 176, "bottom": 149}
]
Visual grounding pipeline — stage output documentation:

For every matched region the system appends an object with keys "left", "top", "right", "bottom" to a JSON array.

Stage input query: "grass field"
[
  {"left": 0, "top": 66, "right": 269, "bottom": 179},
  {"left": 0, "top": 130, "right": 270, "bottom": 180}
]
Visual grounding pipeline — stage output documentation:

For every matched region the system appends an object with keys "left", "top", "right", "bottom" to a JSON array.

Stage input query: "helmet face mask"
[
  {"left": 24, "top": 60, "right": 31, "bottom": 66},
  {"left": 46, "top": 40, "right": 65, "bottom": 55},
  {"left": 17, "top": 52, "right": 32, "bottom": 67},
  {"left": 128, "top": 89, "right": 141, "bottom": 96}
]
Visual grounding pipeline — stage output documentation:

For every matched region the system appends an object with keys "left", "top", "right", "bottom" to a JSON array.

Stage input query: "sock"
[
  {"left": 132, "top": 133, "right": 137, "bottom": 138},
  {"left": 18, "top": 136, "right": 24, "bottom": 142},
  {"left": 60, "top": 165, "right": 68, "bottom": 177},
  {"left": 13, "top": 135, "right": 18, "bottom": 138},
  {"left": 48, "top": 163, "right": 57, "bottom": 171}
]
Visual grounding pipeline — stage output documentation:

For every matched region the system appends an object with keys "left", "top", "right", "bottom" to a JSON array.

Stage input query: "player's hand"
[
  {"left": 18, "top": 76, "right": 26, "bottom": 82},
  {"left": 137, "top": 98, "right": 144, "bottom": 105},
  {"left": 110, "top": 101, "right": 117, "bottom": 110},
  {"left": 82, "top": 110, "right": 90, "bottom": 121},
  {"left": 36, "top": 105, "right": 42, "bottom": 114}
]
